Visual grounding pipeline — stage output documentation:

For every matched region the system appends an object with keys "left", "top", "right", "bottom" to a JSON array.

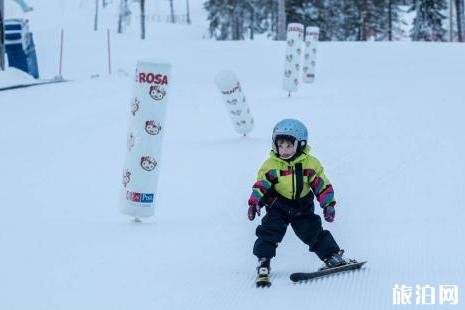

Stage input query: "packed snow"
[
  {"left": 1, "top": 1, "right": 464, "bottom": 309},
  {"left": 0, "top": 67, "right": 36, "bottom": 88}
]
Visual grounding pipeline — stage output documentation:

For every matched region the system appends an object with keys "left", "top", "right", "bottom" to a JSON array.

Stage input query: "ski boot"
[
  {"left": 322, "top": 250, "right": 348, "bottom": 270},
  {"left": 255, "top": 258, "right": 271, "bottom": 288}
]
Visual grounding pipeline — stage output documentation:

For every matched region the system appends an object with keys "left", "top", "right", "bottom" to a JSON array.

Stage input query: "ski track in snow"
[
  {"left": 2, "top": 46, "right": 465, "bottom": 310},
  {"left": 1, "top": 1, "right": 465, "bottom": 309}
]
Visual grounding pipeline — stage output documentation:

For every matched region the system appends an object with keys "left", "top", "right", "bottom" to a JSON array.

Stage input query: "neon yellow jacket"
[{"left": 248, "top": 146, "right": 336, "bottom": 209}]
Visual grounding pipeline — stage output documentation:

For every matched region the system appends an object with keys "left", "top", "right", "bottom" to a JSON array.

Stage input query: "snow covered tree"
[
  {"left": 205, "top": 0, "right": 271, "bottom": 40},
  {"left": 285, "top": 1, "right": 328, "bottom": 39},
  {"left": 410, "top": 0, "right": 447, "bottom": 41},
  {"left": 204, "top": 0, "right": 407, "bottom": 41},
  {"left": 348, "top": 0, "right": 392, "bottom": 41},
  {"left": 117, "top": 0, "right": 131, "bottom": 34},
  {"left": 369, "top": 0, "right": 404, "bottom": 41}
]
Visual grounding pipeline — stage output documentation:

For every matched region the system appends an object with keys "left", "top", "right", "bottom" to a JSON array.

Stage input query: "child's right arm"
[{"left": 248, "top": 160, "right": 278, "bottom": 208}]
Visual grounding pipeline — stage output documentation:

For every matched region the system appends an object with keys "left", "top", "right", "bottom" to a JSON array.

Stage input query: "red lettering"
[
  {"left": 288, "top": 26, "right": 303, "bottom": 33},
  {"left": 221, "top": 83, "right": 241, "bottom": 95},
  {"left": 137, "top": 72, "right": 169, "bottom": 85}
]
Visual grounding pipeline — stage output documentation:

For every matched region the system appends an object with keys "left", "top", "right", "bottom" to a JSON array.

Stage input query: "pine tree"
[
  {"left": 204, "top": 0, "right": 408, "bottom": 41},
  {"left": 205, "top": 0, "right": 272, "bottom": 40},
  {"left": 204, "top": 0, "right": 235, "bottom": 40},
  {"left": 319, "top": 0, "right": 347, "bottom": 40},
  {"left": 369, "top": 0, "right": 404, "bottom": 41},
  {"left": 410, "top": 0, "right": 447, "bottom": 41}
]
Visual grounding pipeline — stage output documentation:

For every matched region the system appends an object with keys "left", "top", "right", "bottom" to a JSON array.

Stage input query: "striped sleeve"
[
  {"left": 308, "top": 162, "right": 336, "bottom": 209},
  {"left": 248, "top": 168, "right": 278, "bottom": 207}
]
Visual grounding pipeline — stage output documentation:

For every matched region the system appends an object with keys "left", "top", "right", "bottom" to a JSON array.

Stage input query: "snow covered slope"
[{"left": 1, "top": 1, "right": 464, "bottom": 310}]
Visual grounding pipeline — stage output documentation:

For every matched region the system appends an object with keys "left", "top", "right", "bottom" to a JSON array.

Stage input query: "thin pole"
[
  {"left": 186, "top": 0, "right": 191, "bottom": 24},
  {"left": 59, "top": 29, "right": 64, "bottom": 77},
  {"left": 388, "top": 0, "right": 392, "bottom": 41},
  {"left": 450, "top": 0, "right": 454, "bottom": 41},
  {"left": 94, "top": 0, "right": 99, "bottom": 31},
  {"left": 140, "top": 0, "right": 145, "bottom": 39},
  {"left": 277, "top": 0, "right": 286, "bottom": 40},
  {"left": 107, "top": 28, "right": 111, "bottom": 75},
  {"left": 169, "top": 0, "right": 175, "bottom": 23}
]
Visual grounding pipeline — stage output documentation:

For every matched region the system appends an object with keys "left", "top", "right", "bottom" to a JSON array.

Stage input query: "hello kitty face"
[
  {"left": 287, "top": 39, "right": 294, "bottom": 47},
  {"left": 294, "top": 78, "right": 299, "bottom": 86},
  {"left": 140, "top": 156, "right": 157, "bottom": 171},
  {"left": 131, "top": 98, "right": 140, "bottom": 116},
  {"left": 296, "top": 48, "right": 301, "bottom": 55},
  {"left": 312, "top": 48, "right": 317, "bottom": 53},
  {"left": 305, "top": 41, "right": 311, "bottom": 47},
  {"left": 145, "top": 120, "right": 162, "bottom": 135},
  {"left": 127, "top": 132, "right": 135, "bottom": 151},
  {"left": 149, "top": 85, "right": 166, "bottom": 101},
  {"left": 122, "top": 169, "right": 131, "bottom": 187},
  {"left": 286, "top": 54, "right": 293, "bottom": 62},
  {"left": 284, "top": 70, "right": 292, "bottom": 78},
  {"left": 304, "top": 53, "right": 310, "bottom": 60},
  {"left": 227, "top": 99, "right": 238, "bottom": 105},
  {"left": 295, "top": 64, "right": 300, "bottom": 71},
  {"left": 230, "top": 110, "right": 242, "bottom": 116},
  {"left": 311, "top": 60, "right": 316, "bottom": 66}
]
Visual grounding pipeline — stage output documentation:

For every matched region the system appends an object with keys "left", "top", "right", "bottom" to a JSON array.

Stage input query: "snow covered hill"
[{"left": 1, "top": 1, "right": 464, "bottom": 310}]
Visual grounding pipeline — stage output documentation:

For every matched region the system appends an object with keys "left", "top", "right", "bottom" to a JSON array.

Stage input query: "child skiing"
[{"left": 248, "top": 119, "right": 348, "bottom": 287}]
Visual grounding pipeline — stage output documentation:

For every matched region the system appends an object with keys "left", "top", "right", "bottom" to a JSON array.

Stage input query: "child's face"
[{"left": 277, "top": 139, "right": 296, "bottom": 159}]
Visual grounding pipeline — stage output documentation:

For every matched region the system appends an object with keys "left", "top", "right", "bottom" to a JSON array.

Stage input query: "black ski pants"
[{"left": 253, "top": 194, "right": 340, "bottom": 261}]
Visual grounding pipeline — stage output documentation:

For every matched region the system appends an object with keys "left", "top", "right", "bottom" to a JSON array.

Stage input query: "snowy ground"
[
  {"left": 0, "top": 67, "right": 37, "bottom": 89},
  {"left": 1, "top": 1, "right": 464, "bottom": 310}
]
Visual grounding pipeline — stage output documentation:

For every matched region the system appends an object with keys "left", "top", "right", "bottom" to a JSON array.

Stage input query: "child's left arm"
[{"left": 308, "top": 159, "right": 336, "bottom": 210}]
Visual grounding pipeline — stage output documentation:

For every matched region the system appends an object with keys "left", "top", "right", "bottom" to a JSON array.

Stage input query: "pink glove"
[
  {"left": 323, "top": 205, "right": 335, "bottom": 222},
  {"left": 247, "top": 196, "right": 261, "bottom": 221},
  {"left": 248, "top": 205, "right": 261, "bottom": 221}
]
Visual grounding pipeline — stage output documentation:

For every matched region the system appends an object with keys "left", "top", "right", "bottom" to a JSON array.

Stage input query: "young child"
[{"left": 248, "top": 119, "right": 347, "bottom": 287}]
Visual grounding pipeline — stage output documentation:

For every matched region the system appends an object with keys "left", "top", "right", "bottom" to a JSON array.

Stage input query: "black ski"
[{"left": 290, "top": 260, "right": 367, "bottom": 282}]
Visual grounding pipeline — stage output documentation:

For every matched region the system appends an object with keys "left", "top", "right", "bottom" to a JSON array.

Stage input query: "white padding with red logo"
[
  {"left": 283, "top": 23, "right": 304, "bottom": 93},
  {"left": 120, "top": 60, "right": 171, "bottom": 219},
  {"left": 215, "top": 70, "right": 254, "bottom": 136},
  {"left": 302, "top": 26, "right": 320, "bottom": 83}
]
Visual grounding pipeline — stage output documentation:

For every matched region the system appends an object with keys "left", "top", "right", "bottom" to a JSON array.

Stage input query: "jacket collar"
[{"left": 269, "top": 145, "right": 311, "bottom": 165}]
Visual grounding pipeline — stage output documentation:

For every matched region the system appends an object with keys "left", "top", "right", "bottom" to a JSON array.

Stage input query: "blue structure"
[{"left": 4, "top": 18, "right": 39, "bottom": 78}]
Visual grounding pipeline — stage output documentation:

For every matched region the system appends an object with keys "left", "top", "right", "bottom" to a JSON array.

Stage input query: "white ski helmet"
[{"left": 272, "top": 119, "right": 308, "bottom": 157}]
